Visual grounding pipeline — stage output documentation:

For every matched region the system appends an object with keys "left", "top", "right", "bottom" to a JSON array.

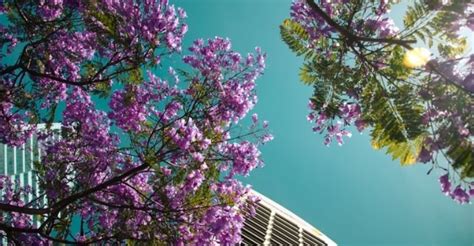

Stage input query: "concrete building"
[
  {"left": 0, "top": 124, "right": 61, "bottom": 197},
  {"left": 241, "top": 190, "right": 336, "bottom": 246}
]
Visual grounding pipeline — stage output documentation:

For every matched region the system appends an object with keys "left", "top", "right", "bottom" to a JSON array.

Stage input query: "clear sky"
[
  {"left": 1, "top": 1, "right": 471, "bottom": 245},
  {"left": 176, "top": 0, "right": 474, "bottom": 245}
]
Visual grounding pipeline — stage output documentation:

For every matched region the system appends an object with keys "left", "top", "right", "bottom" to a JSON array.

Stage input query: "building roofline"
[{"left": 250, "top": 189, "right": 337, "bottom": 246}]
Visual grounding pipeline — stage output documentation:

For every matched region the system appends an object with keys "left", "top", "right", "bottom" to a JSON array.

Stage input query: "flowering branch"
[{"left": 304, "top": 0, "right": 415, "bottom": 48}]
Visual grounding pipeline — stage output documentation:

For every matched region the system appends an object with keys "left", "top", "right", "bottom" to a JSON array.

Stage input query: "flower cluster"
[
  {"left": 0, "top": 102, "right": 34, "bottom": 147},
  {"left": 93, "top": 0, "right": 188, "bottom": 51},
  {"left": 40, "top": 87, "right": 120, "bottom": 202},
  {"left": 109, "top": 72, "right": 178, "bottom": 132},
  {"left": 290, "top": 0, "right": 398, "bottom": 43},
  {"left": 176, "top": 180, "right": 256, "bottom": 245},
  {"left": 1, "top": 0, "right": 188, "bottom": 129},
  {"left": 167, "top": 118, "right": 205, "bottom": 151},
  {"left": 36, "top": 0, "right": 67, "bottom": 21},
  {"left": 1, "top": 1, "right": 271, "bottom": 244},
  {"left": 222, "top": 141, "right": 262, "bottom": 177},
  {"left": 439, "top": 174, "right": 473, "bottom": 204},
  {"left": 291, "top": 0, "right": 396, "bottom": 147},
  {"left": 365, "top": 18, "right": 399, "bottom": 38},
  {"left": 184, "top": 37, "right": 265, "bottom": 123},
  {"left": 307, "top": 101, "right": 363, "bottom": 146}
]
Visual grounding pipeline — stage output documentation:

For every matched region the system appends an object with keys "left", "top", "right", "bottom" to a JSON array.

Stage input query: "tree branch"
[
  {"left": 426, "top": 62, "right": 473, "bottom": 94},
  {"left": 0, "top": 163, "right": 149, "bottom": 215},
  {"left": 304, "top": 0, "right": 415, "bottom": 48},
  {"left": 304, "top": 0, "right": 472, "bottom": 95}
]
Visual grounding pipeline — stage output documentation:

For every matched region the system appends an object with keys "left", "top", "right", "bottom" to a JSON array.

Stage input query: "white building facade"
[{"left": 241, "top": 190, "right": 336, "bottom": 246}]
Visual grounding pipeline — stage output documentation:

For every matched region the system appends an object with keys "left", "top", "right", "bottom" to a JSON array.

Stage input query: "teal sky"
[
  {"left": 1, "top": 1, "right": 472, "bottom": 245},
  {"left": 176, "top": 0, "right": 474, "bottom": 245}
]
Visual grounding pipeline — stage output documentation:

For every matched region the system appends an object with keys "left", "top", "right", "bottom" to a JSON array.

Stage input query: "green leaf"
[
  {"left": 403, "top": 1, "right": 428, "bottom": 30},
  {"left": 437, "top": 37, "right": 467, "bottom": 59},
  {"left": 360, "top": 77, "right": 427, "bottom": 165},
  {"left": 372, "top": 134, "right": 426, "bottom": 165},
  {"left": 299, "top": 62, "right": 318, "bottom": 85},
  {"left": 92, "top": 81, "right": 112, "bottom": 98},
  {"left": 447, "top": 141, "right": 474, "bottom": 178},
  {"left": 280, "top": 19, "right": 313, "bottom": 57}
]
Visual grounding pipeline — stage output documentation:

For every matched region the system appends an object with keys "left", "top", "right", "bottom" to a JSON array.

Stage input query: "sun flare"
[{"left": 403, "top": 48, "right": 431, "bottom": 68}]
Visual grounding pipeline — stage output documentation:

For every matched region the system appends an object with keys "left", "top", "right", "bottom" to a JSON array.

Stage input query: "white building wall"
[
  {"left": 0, "top": 123, "right": 61, "bottom": 244},
  {"left": 241, "top": 190, "right": 337, "bottom": 246}
]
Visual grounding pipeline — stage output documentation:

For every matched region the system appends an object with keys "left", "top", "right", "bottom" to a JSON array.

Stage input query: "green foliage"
[
  {"left": 87, "top": 7, "right": 118, "bottom": 37},
  {"left": 404, "top": 1, "right": 433, "bottom": 46},
  {"left": 116, "top": 67, "right": 143, "bottom": 85},
  {"left": 437, "top": 37, "right": 467, "bottom": 59},
  {"left": 383, "top": 46, "right": 411, "bottom": 80},
  {"left": 448, "top": 141, "right": 474, "bottom": 178},
  {"left": 361, "top": 79, "right": 427, "bottom": 165},
  {"left": 280, "top": 19, "right": 315, "bottom": 59},
  {"left": 299, "top": 62, "right": 319, "bottom": 85},
  {"left": 403, "top": 0, "right": 468, "bottom": 56},
  {"left": 307, "top": 59, "right": 358, "bottom": 118},
  {"left": 371, "top": 133, "right": 425, "bottom": 165},
  {"left": 281, "top": 0, "right": 474, "bottom": 204},
  {"left": 281, "top": 13, "right": 431, "bottom": 165},
  {"left": 92, "top": 80, "right": 112, "bottom": 98}
]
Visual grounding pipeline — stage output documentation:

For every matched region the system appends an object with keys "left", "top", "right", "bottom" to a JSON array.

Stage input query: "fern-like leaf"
[
  {"left": 280, "top": 19, "right": 313, "bottom": 57},
  {"left": 361, "top": 79, "right": 427, "bottom": 165}
]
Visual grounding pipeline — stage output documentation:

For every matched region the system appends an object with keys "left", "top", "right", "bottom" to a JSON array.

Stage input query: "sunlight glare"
[{"left": 403, "top": 48, "right": 431, "bottom": 68}]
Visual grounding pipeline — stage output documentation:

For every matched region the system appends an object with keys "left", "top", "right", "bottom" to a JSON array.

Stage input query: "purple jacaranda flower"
[
  {"left": 450, "top": 185, "right": 470, "bottom": 204},
  {"left": 252, "top": 113, "right": 258, "bottom": 124},
  {"left": 417, "top": 147, "right": 432, "bottom": 163},
  {"left": 439, "top": 174, "right": 451, "bottom": 195}
]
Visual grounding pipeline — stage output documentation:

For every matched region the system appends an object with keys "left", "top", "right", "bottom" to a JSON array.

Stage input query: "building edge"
[{"left": 249, "top": 189, "right": 337, "bottom": 246}]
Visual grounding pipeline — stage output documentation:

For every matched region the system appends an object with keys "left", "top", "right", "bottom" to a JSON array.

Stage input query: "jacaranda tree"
[
  {"left": 281, "top": 0, "right": 473, "bottom": 203},
  {"left": 0, "top": 0, "right": 272, "bottom": 244}
]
